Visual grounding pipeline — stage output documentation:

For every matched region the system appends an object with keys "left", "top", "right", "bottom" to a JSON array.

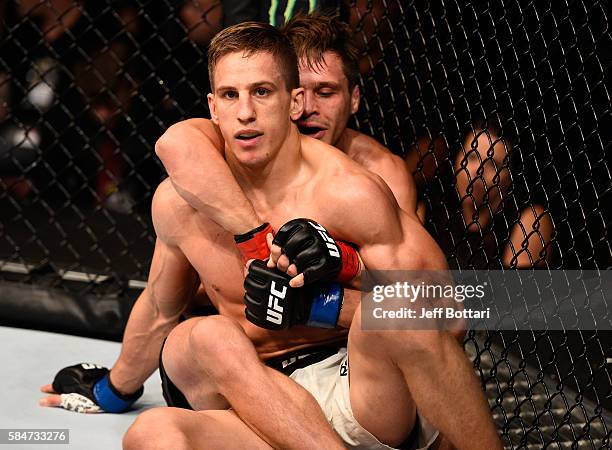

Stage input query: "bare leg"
[
  {"left": 347, "top": 307, "right": 502, "bottom": 450},
  {"left": 162, "top": 315, "right": 345, "bottom": 450},
  {"left": 123, "top": 407, "right": 273, "bottom": 450},
  {"left": 161, "top": 317, "right": 230, "bottom": 410}
]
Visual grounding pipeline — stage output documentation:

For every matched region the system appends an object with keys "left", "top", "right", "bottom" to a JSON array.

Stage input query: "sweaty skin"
[
  {"left": 40, "top": 55, "right": 471, "bottom": 450},
  {"left": 158, "top": 118, "right": 418, "bottom": 227},
  {"left": 150, "top": 127, "right": 435, "bottom": 358}
]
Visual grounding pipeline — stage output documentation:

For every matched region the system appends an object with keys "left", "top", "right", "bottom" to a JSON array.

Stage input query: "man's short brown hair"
[
  {"left": 282, "top": 13, "right": 360, "bottom": 89},
  {"left": 208, "top": 21, "right": 299, "bottom": 91}
]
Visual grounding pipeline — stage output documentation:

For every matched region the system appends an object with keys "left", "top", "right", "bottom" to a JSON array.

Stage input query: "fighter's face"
[
  {"left": 296, "top": 52, "right": 359, "bottom": 146},
  {"left": 208, "top": 51, "right": 303, "bottom": 167}
]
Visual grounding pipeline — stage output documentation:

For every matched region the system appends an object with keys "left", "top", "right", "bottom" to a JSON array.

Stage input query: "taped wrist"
[
  {"left": 336, "top": 241, "right": 360, "bottom": 284},
  {"left": 234, "top": 223, "right": 273, "bottom": 263},
  {"left": 93, "top": 374, "right": 144, "bottom": 413},
  {"left": 305, "top": 282, "right": 344, "bottom": 328}
]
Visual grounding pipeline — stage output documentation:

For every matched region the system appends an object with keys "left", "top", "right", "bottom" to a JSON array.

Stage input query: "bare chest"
[{"left": 176, "top": 204, "right": 347, "bottom": 356}]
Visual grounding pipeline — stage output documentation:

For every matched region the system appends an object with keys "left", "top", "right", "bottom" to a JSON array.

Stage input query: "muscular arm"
[
  {"left": 155, "top": 119, "right": 261, "bottom": 234},
  {"left": 331, "top": 175, "right": 500, "bottom": 449},
  {"left": 110, "top": 183, "right": 200, "bottom": 394}
]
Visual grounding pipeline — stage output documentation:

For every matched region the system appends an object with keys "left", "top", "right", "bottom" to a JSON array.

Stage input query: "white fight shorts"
[{"left": 288, "top": 347, "right": 440, "bottom": 450}]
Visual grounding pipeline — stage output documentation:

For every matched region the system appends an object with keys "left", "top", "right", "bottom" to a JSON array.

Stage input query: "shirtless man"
[
  {"left": 120, "top": 22, "right": 501, "bottom": 450},
  {"left": 159, "top": 12, "right": 419, "bottom": 220},
  {"left": 38, "top": 13, "right": 420, "bottom": 417}
]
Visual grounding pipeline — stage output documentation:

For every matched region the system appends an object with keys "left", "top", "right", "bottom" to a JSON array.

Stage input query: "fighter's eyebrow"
[
  {"left": 249, "top": 81, "right": 277, "bottom": 89},
  {"left": 315, "top": 81, "right": 341, "bottom": 89},
  {"left": 216, "top": 81, "right": 278, "bottom": 93}
]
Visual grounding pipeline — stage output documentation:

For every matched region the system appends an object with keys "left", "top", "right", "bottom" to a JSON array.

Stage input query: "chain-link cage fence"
[{"left": 0, "top": 0, "right": 610, "bottom": 448}]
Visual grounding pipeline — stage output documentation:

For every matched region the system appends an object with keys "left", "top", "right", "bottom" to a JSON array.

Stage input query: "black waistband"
[{"left": 265, "top": 341, "right": 346, "bottom": 376}]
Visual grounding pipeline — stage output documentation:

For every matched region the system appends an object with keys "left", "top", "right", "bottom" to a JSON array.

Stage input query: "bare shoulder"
[
  {"left": 339, "top": 129, "right": 417, "bottom": 213},
  {"left": 313, "top": 135, "right": 446, "bottom": 269},
  {"left": 152, "top": 178, "right": 226, "bottom": 247},
  {"left": 320, "top": 168, "right": 446, "bottom": 269},
  {"left": 340, "top": 128, "right": 404, "bottom": 169},
  {"left": 308, "top": 135, "right": 394, "bottom": 203},
  {"left": 315, "top": 154, "right": 401, "bottom": 245},
  {"left": 327, "top": 163, "right": 395, "bottom": 206}
]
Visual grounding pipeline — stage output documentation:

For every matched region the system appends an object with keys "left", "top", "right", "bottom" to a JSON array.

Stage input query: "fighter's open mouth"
[
  {"left": 236, "top": 132, "right": 263, "bottom": 140},
  {"left": 298, "top": 126, "right": 325, "bottom": 136}
]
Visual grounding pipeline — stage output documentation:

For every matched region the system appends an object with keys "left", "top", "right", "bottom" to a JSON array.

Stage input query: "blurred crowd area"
[
  {"left": 0, "top": 0, "right": 224, "bottom": 213},
  {"left": 0, "top": 0, "right": 394, "bottom": 213}
]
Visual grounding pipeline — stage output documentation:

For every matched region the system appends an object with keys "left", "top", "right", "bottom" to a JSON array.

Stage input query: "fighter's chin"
[{"left": 232, "top": 148, "right": 270, "bottom": 168}]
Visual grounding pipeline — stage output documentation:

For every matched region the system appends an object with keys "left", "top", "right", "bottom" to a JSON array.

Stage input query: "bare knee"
[
  {"left": 163, "top": 317, "right": 242, "bottom": 410},
  {"left": 188, "top": 315, "right": 254, "bottom": 381},
  {"left": 352, "top": 325, "right": 445, "bottom": 361},
  {"left": 162, "top": 318, "right": 201, "bottom": 385},
  {"left": 123, "top": 408, "right": 191, "bottom": 450},
  {"left": 351, "top": 306, "right": 447, "bottom": 358},
  {"left": 187, "top": 315, "right": 245, "bottom": 356},
  {"left": 164, "top": 315, "right": 254, "bottom": 385},
  {"left": 163, "top": 315, "right": 258, "bottom": 399}
]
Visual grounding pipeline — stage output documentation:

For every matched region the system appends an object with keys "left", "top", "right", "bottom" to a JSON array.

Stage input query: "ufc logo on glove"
[
  {"left": 308, "top": 221, "right": 340, "bottom": 258},
  {"left": 267, "top": 281, "right": 287, "bottom": 325}
]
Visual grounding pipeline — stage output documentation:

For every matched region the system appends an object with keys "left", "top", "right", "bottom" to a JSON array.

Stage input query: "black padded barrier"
[{"left": 0, "top": 1, "right": 609, "bottom": 448}]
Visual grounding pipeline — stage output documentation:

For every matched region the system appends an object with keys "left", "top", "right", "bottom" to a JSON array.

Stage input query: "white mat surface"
[{"left": 0, "top": 326, "right": 165, "bottom": 449}]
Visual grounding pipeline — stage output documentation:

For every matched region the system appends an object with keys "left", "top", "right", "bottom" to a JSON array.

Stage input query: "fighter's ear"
[
  {"left": 290, "top": 87, "right": 304, "bottom": 121},
  {"left": 207, "top": 93, "right": 219, "bottom": 125},
  {"left": 350, "top": 84, "right": 360, "bottom": 115}
]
